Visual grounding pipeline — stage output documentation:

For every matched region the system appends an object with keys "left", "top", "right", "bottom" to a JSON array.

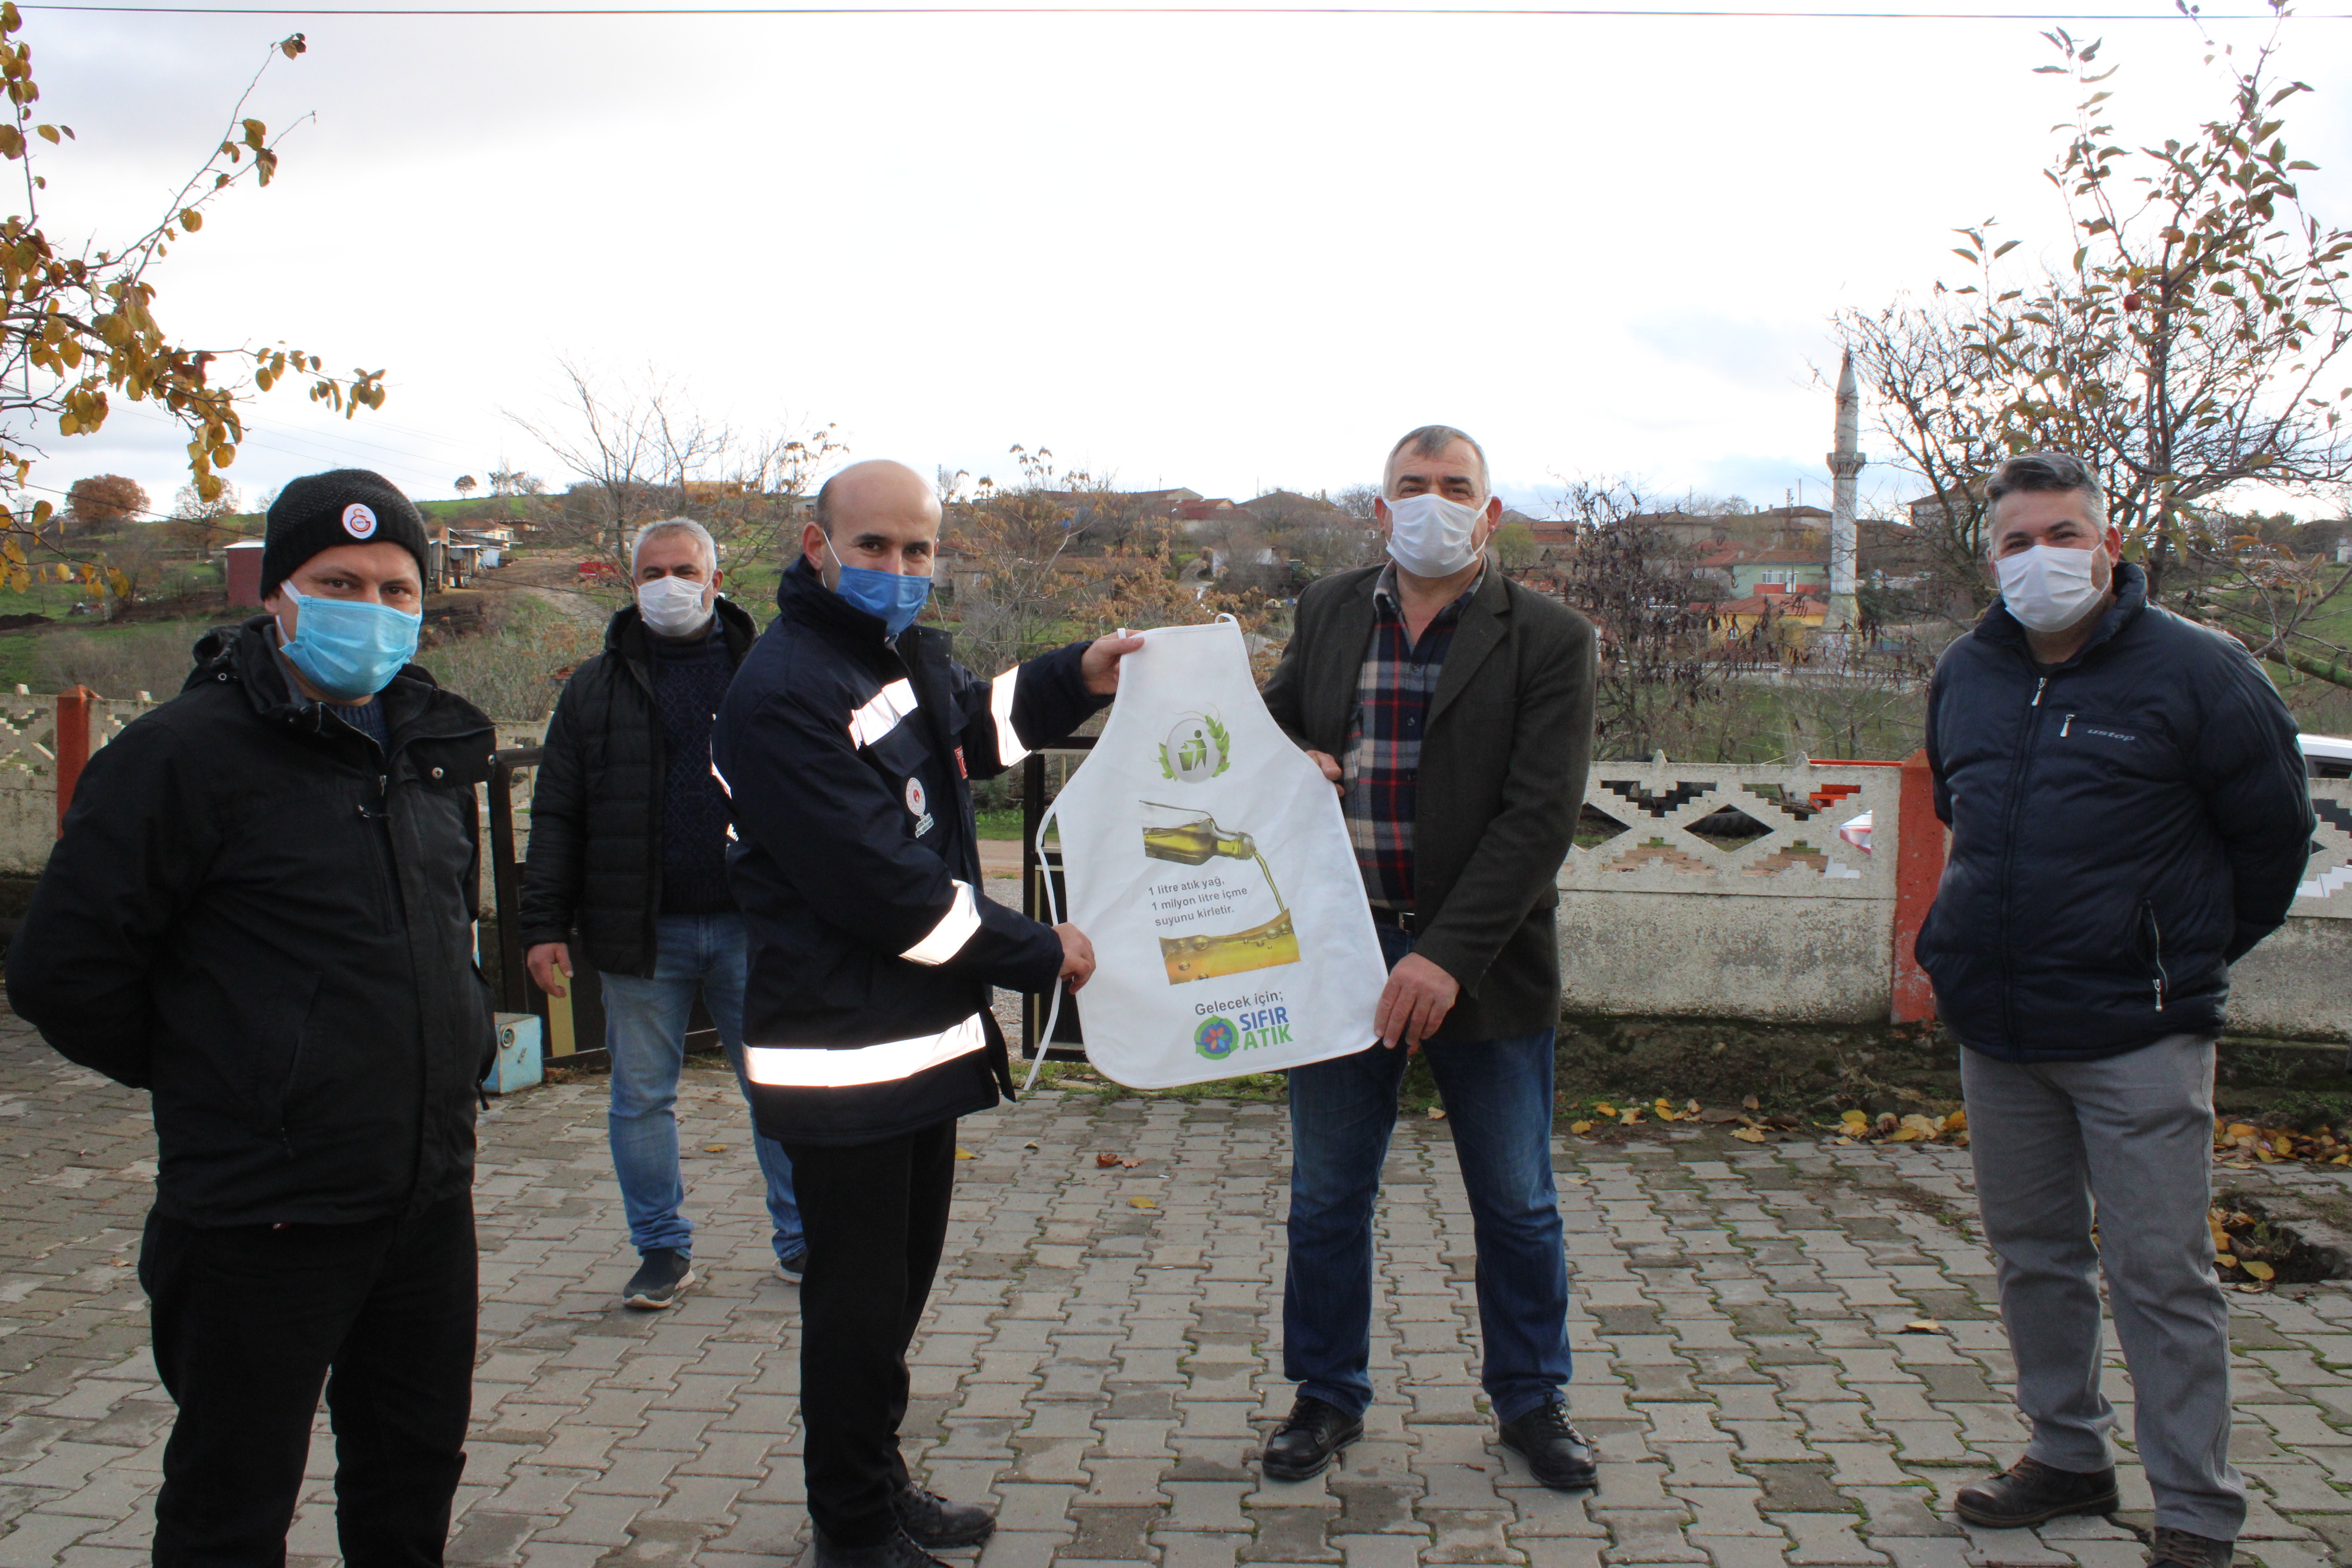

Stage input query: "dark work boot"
[
  {"left": 1497, "top": 1400, "right": 1599, "bottom": 1490},
  {"left": 2145, "top": 1527, "right": 2233, "bottom": 1567},
  {"left": 889, "top": 1481, "right": 995, "bottom": 1549},
  {"left": 1261, "top": 1394, "right": 1364, "bottom": 1481},
  {"left": 1954, "top": 1456, "right": 2119, "bottom": 1527},
  {"left": 809, "top": 1527, "right": 949, "bottom": 1568}
]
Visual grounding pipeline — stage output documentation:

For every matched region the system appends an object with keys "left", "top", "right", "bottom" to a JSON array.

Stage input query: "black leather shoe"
[
  {"left": 1261, "top": 1394, "right": 1364, "bottom": 1481},
  {"left": 1954, "top": 1456, "right": 2119, "bottom": 1527},
  {"left": 889, "top": 1481, "right": 995, "bottom": 1549},
  {"left": 1497, "top": 1401, "right": 1598, "bottom": 1490},
  {"left": 809, "top": 1527, "right": 948, "bottom": 1568},
  {"left": 2146, "top": 1527, "right": 2233, "bottom": 1567}
]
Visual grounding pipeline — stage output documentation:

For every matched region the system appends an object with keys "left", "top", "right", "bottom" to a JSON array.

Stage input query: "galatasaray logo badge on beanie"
[{"left": 260, "top": 470, "right": 432, "bottom": 600}]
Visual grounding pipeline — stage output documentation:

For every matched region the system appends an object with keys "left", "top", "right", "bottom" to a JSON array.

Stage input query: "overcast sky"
[{"left": 15, "top": 0, "right": 2352, "bottom": 523}]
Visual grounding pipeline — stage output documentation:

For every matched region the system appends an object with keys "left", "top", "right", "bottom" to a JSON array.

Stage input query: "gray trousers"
[{"left": 1962, "top": 1034, "right": 2245, "bottom": 1540}]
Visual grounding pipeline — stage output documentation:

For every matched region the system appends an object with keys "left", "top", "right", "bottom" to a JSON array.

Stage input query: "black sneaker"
[
  {"left": 622, "top": 1247, "right": 694, "bottom": 1310},
  {"left": 1954, "top": 1456, "right": 2118, "bottom": 1528},
  {"left": 809, "top": 1527, "right": 948, "bottom": 1568},
  {"left": 775, "top": 1247, "right": 808, "bottom": 1282},
  {"left": 1261, "top": 1394, "right": 1364, "bottom": 1481},
  {"left": 890, "top": 1481, "right": 994, "bottom": 1549},
  {"left": 1498, "top": 1400, "right": 1598, "bottom": 1490},
  {"left": 2146, "top": 1528, "right": 2233, "bottom": 1567}
]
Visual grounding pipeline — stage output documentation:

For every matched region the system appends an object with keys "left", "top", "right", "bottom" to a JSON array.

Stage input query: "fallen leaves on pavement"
[
  {"left": 1829, "top": 1108, "right": 1969, "bottom": 1149},
  {"left": 2210, "top": 1204, "right": 2305, "bottom": 1290},
  {"left": 2213, "top": 1119, "right": 2352, "bottom": 1168}
]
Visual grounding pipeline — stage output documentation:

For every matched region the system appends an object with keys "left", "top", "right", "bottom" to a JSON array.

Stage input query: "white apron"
[{"left": 1033, "top": 619, "right": 1387, "bottom": 1089}]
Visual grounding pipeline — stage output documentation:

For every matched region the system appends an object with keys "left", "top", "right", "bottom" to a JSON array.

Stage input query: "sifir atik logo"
[
  {"left": 1192, "top": 1004, "right": 1293, "bottom": 1061},
  {"left": 1194, "top": 1015, "right": 1238, "bottom": 1060}
]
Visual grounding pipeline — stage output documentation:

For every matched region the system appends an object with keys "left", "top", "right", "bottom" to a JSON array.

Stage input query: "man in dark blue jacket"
[
  {"left": 1917, "top": 453, "right": 2314, "bottom": 1568},
  {"left": 713, "top": 459, "right": 1138, "bottom": 1568}
]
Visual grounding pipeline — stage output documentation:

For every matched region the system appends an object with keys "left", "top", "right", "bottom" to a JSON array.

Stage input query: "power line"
[{"left": 18, "top": 4, "right": 2347, "bottom": 15}]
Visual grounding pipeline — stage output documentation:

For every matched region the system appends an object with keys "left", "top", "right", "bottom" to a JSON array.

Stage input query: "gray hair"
[
  {"left": 629, "top": 517, "right": 718, "bottom": 577},
  {"left": 1384, "top": 424, "right": 1490, "bottom": 500},
  {"left": 1984, "top": 452, "right": 2106, "bottom": 551}
]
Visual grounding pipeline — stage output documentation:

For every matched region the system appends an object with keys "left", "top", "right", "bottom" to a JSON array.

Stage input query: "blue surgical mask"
[
  {"left": 825, "top": 538, "right": 933, "bottom": 637},
  {"left": 277, "top": 583, "right": 423, "bottom": 700}
]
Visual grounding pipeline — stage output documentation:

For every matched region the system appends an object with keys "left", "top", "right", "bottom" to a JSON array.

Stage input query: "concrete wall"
[
  {"left": 2229, "top": 917, "right": 2352, "bottom": 1043},
  {"left": 1557, "top": 761, "right": 2352, "bottom": 1044},
  {"left": 1559, "top": 891, "right": 1893, "bottom": 1025}
]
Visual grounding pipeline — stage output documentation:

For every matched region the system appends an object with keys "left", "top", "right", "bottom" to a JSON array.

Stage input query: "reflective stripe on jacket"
[{"left": 712, "top": 558, "right": 1105, "bottom": 1145}]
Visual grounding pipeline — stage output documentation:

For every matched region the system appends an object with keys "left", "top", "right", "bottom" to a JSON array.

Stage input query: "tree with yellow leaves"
[{"left": 0, "top": 5, "right": 384, "bottom": 596}]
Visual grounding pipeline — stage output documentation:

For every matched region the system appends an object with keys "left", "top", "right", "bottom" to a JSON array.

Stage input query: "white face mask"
[
  {"left": 636, "top": 573, "right": 714, "bottom": 637},
  {"left": 1994, "top": 544, "right": 2106, "bottom": 635},
  {"left": 1383, "top": 491, "right": 1487, "bottom": 579}
]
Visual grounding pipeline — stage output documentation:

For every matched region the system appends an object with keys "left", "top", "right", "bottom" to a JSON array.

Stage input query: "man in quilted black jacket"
[
  {"left": 520, "top": 517, "right": 801, "bottom": 1309},
  {"left": 1918, "top": 453, "right": 2314, "bottom": 1568}
]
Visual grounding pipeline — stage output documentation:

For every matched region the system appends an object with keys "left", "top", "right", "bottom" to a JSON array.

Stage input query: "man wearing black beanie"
[{"left": 8, "top": 468, "right": 498, "bottom": 1568}]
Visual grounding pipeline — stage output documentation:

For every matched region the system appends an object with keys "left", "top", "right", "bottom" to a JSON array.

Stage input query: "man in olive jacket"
[
  {"left": 1258, "top": 425, "right": 1598, "bottom": 1489},
  {"left": 6, "top": 470, "right": 496, "bottom": 1568}
]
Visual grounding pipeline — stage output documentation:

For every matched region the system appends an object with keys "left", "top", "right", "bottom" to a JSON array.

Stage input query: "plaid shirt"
[{"left": 1342, "top": 563, "right": 1484, "bottom": 911}]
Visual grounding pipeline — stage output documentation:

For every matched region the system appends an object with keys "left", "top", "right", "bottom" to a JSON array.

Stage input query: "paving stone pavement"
[{"left": 4, "top": 1005, "right": 2352, "bottom": 1568}]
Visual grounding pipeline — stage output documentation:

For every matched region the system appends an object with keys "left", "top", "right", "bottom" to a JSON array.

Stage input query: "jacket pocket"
[{"left": 247, "top": 974, "right": 323, "bottom": 1147}]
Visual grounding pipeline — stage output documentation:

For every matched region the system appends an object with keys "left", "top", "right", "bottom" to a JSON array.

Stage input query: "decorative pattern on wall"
[{"left": 1563, "top": 761, "right": 1902, "bottom": 900}]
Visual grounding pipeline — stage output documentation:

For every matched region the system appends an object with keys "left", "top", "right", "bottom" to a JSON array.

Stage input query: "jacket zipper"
[
  {"left": 1993, "top": 675, "right": 2049, "bottom": 1044},
  {"left": 2061, "top": 713, "right": 2074, "bottom": 737},
  {"left": 2143, "top": 898, "right": 2169, "bottom": 1012}
]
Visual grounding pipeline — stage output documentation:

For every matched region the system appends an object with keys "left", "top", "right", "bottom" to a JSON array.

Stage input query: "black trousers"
[
  {"left": 138, "top": 1194, "right": 478, "bottom": 1568},
  {"left": 782, "top": 1119, "right": 956, "bottom": 1547}
]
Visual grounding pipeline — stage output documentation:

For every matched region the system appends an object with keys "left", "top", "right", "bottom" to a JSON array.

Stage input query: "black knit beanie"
[{"left": 261, "top": 469, "right": 433, "bottom": 599}]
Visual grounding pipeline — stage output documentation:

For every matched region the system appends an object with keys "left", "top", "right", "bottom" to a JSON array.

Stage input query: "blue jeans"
[
  {"left": 1282, "top": 924, "right": 1570, "bottom": 1424},
  {"left": 600, "top": 912, "right": 801, "bottom": 1260}
]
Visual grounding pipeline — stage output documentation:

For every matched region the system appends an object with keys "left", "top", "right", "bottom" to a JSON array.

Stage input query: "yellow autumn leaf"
[
  {"left": 2242, "top": 1260, "right": 2276, "bottom": 1281},
  {"left": 2227, "top": 1123, "right": 2256, "bottom": 1138},
  {"left": 2216, "top": 1253, "right": 2238, "bottom": 1268},
  {"left": 702, "top": 1144, "right": 727, "bottom": 1154},
  {"left": 955, "top": 1147, "right": 975, "bottom": 1159},
  {"left": 1888, "top": 1128, "right": 1928, "bottom": 1142},
  {"left": 1732, "top": 1127, "right": 1768, "bottom": 1144},
  {"left": 1899, "top": 1113, "right": 1941, "bottom": 1136},
  {"left": 2274, "top": 1135, "right": 2295, "bottom": 1156},
  {"left": 1841, "top": 1109, "right": 1869, "bottom": 1127},
  {"left": 1129, "top": 1197, "right": 1157, "bottom": 1210},
  {"left": 1619, "top": 1109, "right": 1643, "bottom": 1125},
  {"left": 1570, "top": 1121, "right": 1595, "bottom": 1135},
  {"left": 1594, "top": 1102, "right": 1618, "bottom": 1118}
]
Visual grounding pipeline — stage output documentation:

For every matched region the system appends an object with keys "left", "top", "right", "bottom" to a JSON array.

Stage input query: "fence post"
[
  {"left": 55, "top": 684, "right": 96, "bottom": 837},
  {"left": 1889, "top": 746, "right": 1943, "bottom": 1023}
]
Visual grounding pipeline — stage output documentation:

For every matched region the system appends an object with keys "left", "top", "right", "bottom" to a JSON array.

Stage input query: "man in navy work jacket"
[
  {"left": 1917, "top": 452, "right": 2314, "bottom": 1568},
  {"left": 713, "top": 458, "right": 1139, "bottom": 1568},
  {"left": 6, "top": 471, "right": 496, "bottom": 1567}
]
